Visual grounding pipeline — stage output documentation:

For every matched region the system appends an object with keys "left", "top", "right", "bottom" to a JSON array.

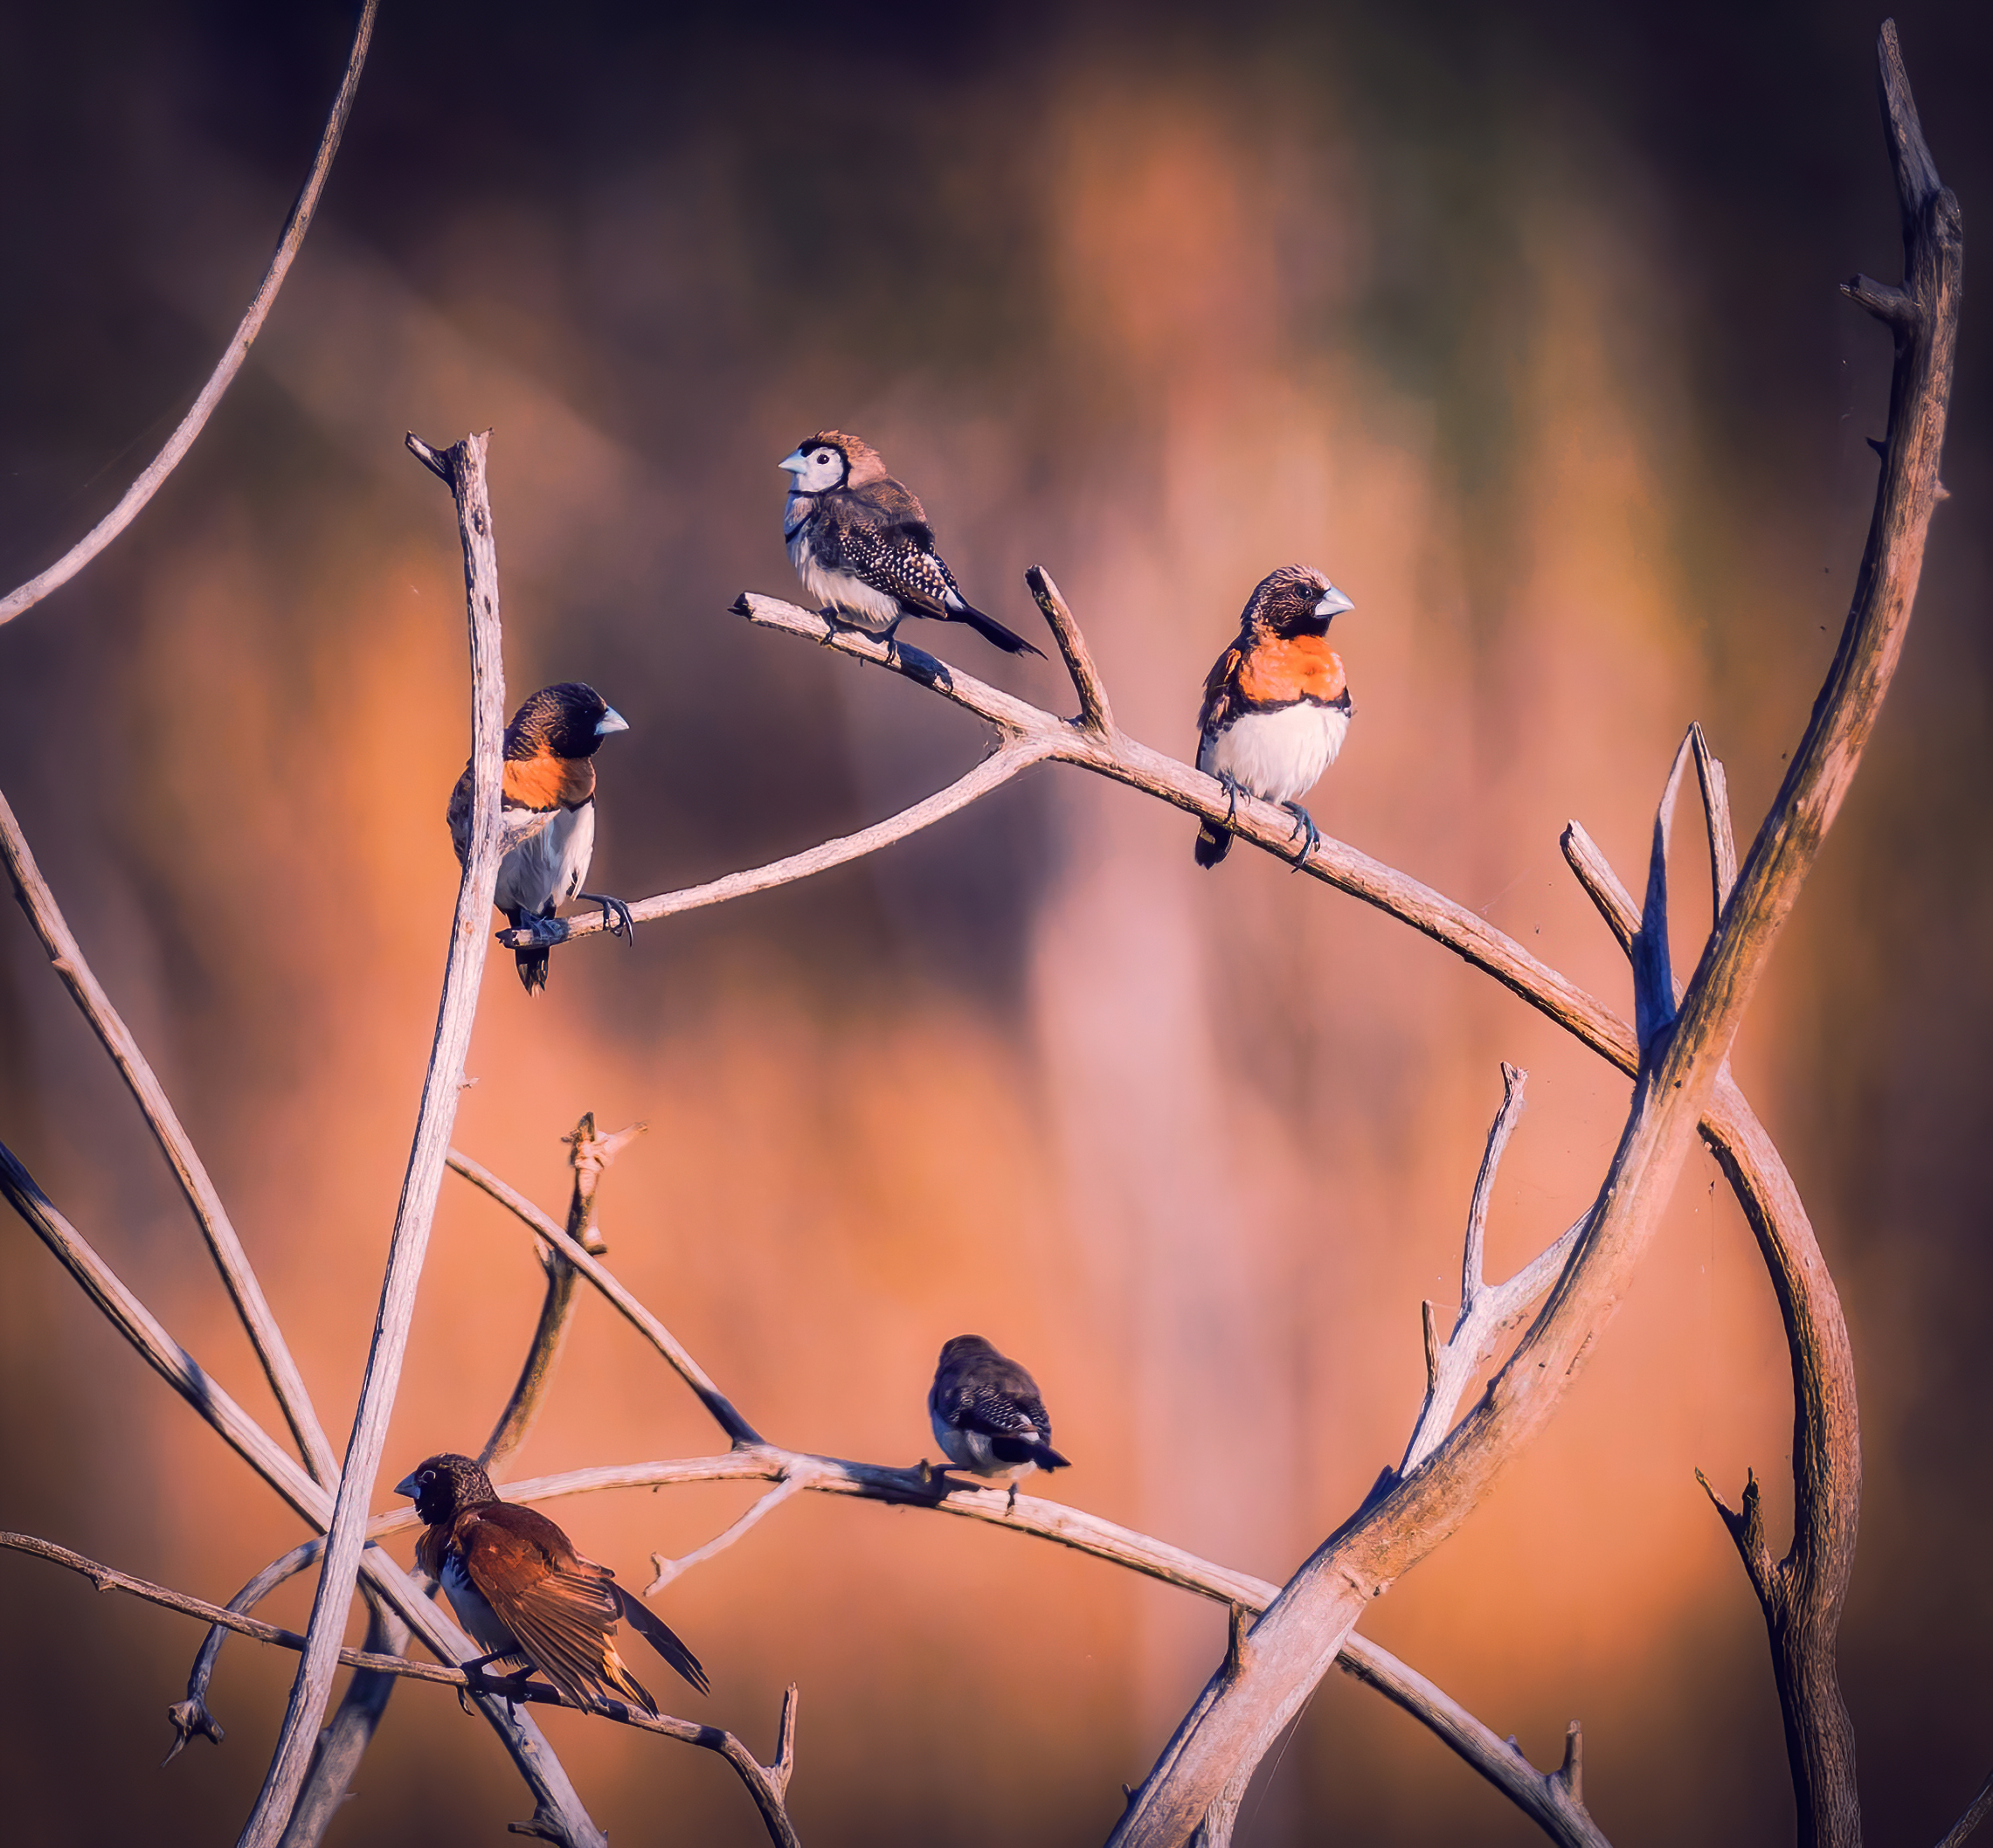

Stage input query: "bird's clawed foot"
[
  {"left": 579, "top": 892, "right": 636, "bottom": 945},
  {"left": 1283, "top": 801, "right": 1321, "bottom": 869},
  {"left": 462, "top": 1656, "right": 540, "bottom": 1720},
  {"left": 1006, "top": 1481, "right": 1021, "bottom": 1515},
  {"left": 1218, "top": 772, "right": 1242, "bottom": 831}
]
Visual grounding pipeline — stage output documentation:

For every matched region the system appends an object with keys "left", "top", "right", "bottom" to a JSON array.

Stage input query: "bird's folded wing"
[
  {"left": 963, "top": 1383, "right": 1048, "bottom": 1439},
  {"left": 820, "top": 508, "right": 954, "bottom": 617},
  {"left": 1199, "top": 645, "right": 1246, "bottom": 736},
  {"left": 460, "top": 1511, "right": 620, "bottom": 1708}
]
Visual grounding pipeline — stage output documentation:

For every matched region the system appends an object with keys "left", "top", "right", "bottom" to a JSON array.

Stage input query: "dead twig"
[{"left": 0, "top": 0, "right": 380, "bottom": 630}]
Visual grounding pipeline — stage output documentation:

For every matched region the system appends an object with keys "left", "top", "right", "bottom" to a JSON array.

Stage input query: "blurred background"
[{"left": 0, "top": 3, "right": 1987, "bottom": 1843}]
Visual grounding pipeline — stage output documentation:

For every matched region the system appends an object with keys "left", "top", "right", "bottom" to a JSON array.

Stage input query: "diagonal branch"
[
  {"left": 2, "top": 1533, "right": 800, "bottom": 1848},
  {"left": 447, "top": 1147, "right": 763, "bottom": 1445},
  {"left": 244, "top": 431, "right": 518, "bottom": 1848},
  {"left": 1027, "top": 564, "right": 1116, "bottom": 735},
  {"left": 0, "top": 787, "right": 336, "bottom": 1484},
  {"left": 0, "top": 1137, "right": 605, "bottom": 1845},
  {"left": 0, "top": 0, "right": 379, "bottom": 631}
]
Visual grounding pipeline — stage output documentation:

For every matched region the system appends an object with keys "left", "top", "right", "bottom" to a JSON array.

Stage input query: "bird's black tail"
[
  {"left": 615, "top": 1586, "right": 710, "bottom": 1696},
  {"left": 953, "top": 599, "right": 1046, "bottom": 659},
  {"left": 992, "top": 1436, "right": 1072, "bottom": 1471},
  {"left": 510, "top": 906, "right": 550, "bottom": 994},
  {"left": 1194, "top": 822, "right": 1233, "bottom": 868}
]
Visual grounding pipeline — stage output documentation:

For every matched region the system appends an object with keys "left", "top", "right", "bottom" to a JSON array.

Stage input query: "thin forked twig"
[
  {"left": 0, "top": 788, "right": 336, "bottom": 1484},
  {"left": 0, "top": 0, "right": 380, "bottom": 631},
  {"left": 1, "top": 1533, "right": 801, "bottom": 1848},
  {"left": 646, "top": 1469, "right": 819, "bottom": 1595},
  {"left": 244, "top": 432, "right": 518, "bottom": 1848}
]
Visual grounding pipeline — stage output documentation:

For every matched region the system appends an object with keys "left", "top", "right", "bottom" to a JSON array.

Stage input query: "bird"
[
  {"left": 778, "top": 430, "right": 1044, "bottom": 659},
  {"left": 446, "top": 682, "right": 635, "bottom": 993},
  {"left": 1192, "top": 564, "right": 1356, "bottom": 869},
  {"left": 927, "top": 1334, "right": 1070, "bottom": 1512},
  {"left": 394, "top": 1451, "right": 708, "bottom": 1713}
]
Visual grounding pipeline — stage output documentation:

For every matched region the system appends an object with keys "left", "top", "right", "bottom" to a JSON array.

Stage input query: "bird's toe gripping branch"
[
  {"left": 1283, "top": 801, "right": 1322, "bottom": 869},
  {"left": 578, "top": 892, "right": 636, "bottom": 945}
]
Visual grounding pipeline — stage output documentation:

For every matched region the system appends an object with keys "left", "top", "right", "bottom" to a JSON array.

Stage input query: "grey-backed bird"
[
  {"left": 446, "top": 682, "right": 634, "bottom": 993},
  {"left": 396, "top": 1452, "right": 707, "bottom": 1713},
  {"left": 1193, "top": 564, "right": 1356, "bottom": 869},
  {"left": 928, "top": 1334, "right": 1070, "bottom": 1511},
  {"left": 779, "top": 430, "right": 1043, "bottom": 658}
]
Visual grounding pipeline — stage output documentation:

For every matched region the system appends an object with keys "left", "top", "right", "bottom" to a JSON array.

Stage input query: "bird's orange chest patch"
[
  {"left": 1236, "top": 636, "right": 1346, "bottom": 707},
  {"left": 503, "top": 753, "right": 594, "bottom": 813}
]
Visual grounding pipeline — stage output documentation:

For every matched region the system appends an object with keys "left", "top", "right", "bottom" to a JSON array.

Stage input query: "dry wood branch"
[
  {"left": 278, "top": 1595, "right": 409, "bottom": 1848},
  {"left": 1690, "top": 724, "right": 1738, "bottom": 924},
  {"left": 0, "top": 787, "right": 336, "bottom": 1484},
  {"left": 357, "top": 1450, "right": 1608, "bottom": 1846},
  {"left": 246, "top": 432, "right": 521, "bottom": 1848},
  {"left": 1110, "top": 25, "right": 1950, "bottom": 1839},
  {"left": 447, "top": 1147, "right": 764, "bottom": 1446},
  {"left": 481, "top": 1114, "right": 645, "bottom": 1470},
  {"left": 1633, "top": 730, "right": 1693, "bottom": 1052},
  {"left": 1028, "top": 564, "right": 1116, "bottom": 734},
  {"left": 646, "top": 1471, "right": 816, "bottom": 1595},
  {"left": 0, "top": 1138, "right": 605, "bottom": 1845},
  {"left": 0, "top": 1, "right": 378, "bottom": 631},
  {"left": 1400, "top": 1067, "right": 1591, "bottom": 1477},
  {"left": 1938, "top": 1770, "right": 1993, "bottom": 1848},
  {"left": 1, "top": 1533, "right": 800, "bottom": 1848}
]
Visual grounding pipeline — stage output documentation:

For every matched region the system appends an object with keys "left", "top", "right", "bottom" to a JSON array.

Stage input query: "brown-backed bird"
[
  {"left": 395, "top": 1451, "right": 707, "bottom": 1713},
  {"left": 446, "top": 682, "right": 633, "bottom": 993},
  {"left": 928, "top": 1334, "right": 1070, "bottom": 1511},
  {"left": 1193, "top": 565, "right": 1355, "bottom": 869},
  {"left": 779, "top": 430, "right": 1043, "bottom": 658}
]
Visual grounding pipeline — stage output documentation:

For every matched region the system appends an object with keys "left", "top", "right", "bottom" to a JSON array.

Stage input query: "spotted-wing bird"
[
  {"left": 1192, "top": 564, "right": 1356, "bottom": 869},
  {"left": 446, "top": 681, "right": 634, "bottom": 993},
  {"left": 928, "top": 1334, "right": 1070, "bottom": 1511},
  {"left": 395, "top": 1452, "right": 707, "bottom": 1712},
  {"left": 779, "top": 429, "right": 1043, "bottom": 658}
]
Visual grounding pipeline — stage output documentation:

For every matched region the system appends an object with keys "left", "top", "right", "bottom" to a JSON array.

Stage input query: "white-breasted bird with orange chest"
[
  {"left": 446, "top": 681, "right": 634, "bottom": 993},
  {"left": 1193, "top": 564, "right": 1356, "bottom": 869}
]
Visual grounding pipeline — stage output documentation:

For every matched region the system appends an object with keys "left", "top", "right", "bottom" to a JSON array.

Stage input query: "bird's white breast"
[
  {"left": 1200, "top": 703, "right": 1348, "bottom": 806},
  {"left": 787, "top": 518, "right": 902, "bottom": 632},
  {"left": 495, "top": 800, "right": 596, "bottom": 918}
]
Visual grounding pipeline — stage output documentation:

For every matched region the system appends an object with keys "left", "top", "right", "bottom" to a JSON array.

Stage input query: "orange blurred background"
[{"left": 1, "top": 4, "right": 1988, "bottom": 1844}]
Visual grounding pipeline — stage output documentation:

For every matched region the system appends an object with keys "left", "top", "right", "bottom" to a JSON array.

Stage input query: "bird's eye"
[{"left": 816, "top": 452, "right": 831, "bottom": 464}]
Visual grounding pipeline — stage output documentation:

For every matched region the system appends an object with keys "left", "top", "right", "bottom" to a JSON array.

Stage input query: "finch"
[
  {"left": 446, "top": 681, "right": 633, "bottom": 993},
  {"left": 779, "top": 430, "right": 1043, "bottom": 658},
  {"left": 396, "top": 1451, "right": 707, "bottom": 1712},
  {"left": 928, "top": 1334, "right": 1070, "bottom": 1511},
  {"left": 1193, "top": 564, "right": 1356, "bottom": 869}
]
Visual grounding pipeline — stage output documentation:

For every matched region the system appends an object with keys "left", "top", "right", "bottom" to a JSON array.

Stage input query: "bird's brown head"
[
  {"left": 779, "top": 429, "right": 887, "bottom": 495},
  {"left": 1242, "top": 564, "right": 1356, "bottom": 640},
  {"left": 503, "top": 682, "right": 628, "bottom": 763},
  {"left": 937, "top": 1333, "right": 1000, "bottom": 1370},
  {"left": 394, "top": 1452, "right": 496, "bottom": 1526}
]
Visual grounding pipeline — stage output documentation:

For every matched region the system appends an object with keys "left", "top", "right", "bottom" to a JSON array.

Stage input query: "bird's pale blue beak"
[
  {"left": 778, "top": 450, "right": 809, "bottom": 474},
  {"left": 1314, "top": 585, "right": 1356, "bottom": 619},
  {"left": 596, "top": 707, "right": 629, "bottom": 736},
  {"left": 392, "top": 1471, "right": 419, "bottom": 1498}
]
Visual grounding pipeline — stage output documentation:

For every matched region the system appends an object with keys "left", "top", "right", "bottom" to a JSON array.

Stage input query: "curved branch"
[
  {"left": 0, "top": 0, "right": 379, "bottom": 630},
  {"left": 2, "top": 1533, "right": 800, "bottom": 1848},
  {"left": 0, "top": 787, "right": 337, "bottom": 1483}
]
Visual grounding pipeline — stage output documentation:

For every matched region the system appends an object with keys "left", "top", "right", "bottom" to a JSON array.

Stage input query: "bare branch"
[
  {"left": 1633, "top": 730, "right": 1693, "bottom": 1054},
  {"left": 278, "top": 1595, "right": 409, "bottom": 1848},
  {"left": 0, "top": 787, "right": 336, "bottom": 1483},
  {"left": 1689, "top": 723, "right": 1738, "bottom": 924},
  {"left": 481, "top": 1113, "right": 645, "bottom": 1470},
  {"left": 3, "top": 1533, "right": 800, "bottom": 1848},
  {"left": 246, "top": 432, "right": 523, "bottom": 1848},
  {"left": 1560, "top": 821, "right": 1639, "bottom": 959},
  {"left": 0, "top": 1, "right": 379, "bottom": 630},
  {"left": 1110, "top": 29, "right": 1955, "bottom": 1832},
  {"left": 0, "top": 1140, "right": 603, "bottom": 1844},
  {"left": 170, "top": 1538, "right": 323, "bottom": 1763},
  {"left": 447, "top": 1146, "right": 764, "bottom": 1446},
  {"left": 1937, "top": 1769, "right": 1993, "bottom": 1848},
  {"left": 1401, "top": 1068, "right": 1591, "bottom": 1478},
  {"left": 1027, "top": 564, "right": 1116, "bottom": 734},
  {"left": 646, "top": 1470, "right": 817, "bottom": 1595},
  {"left": 500, "top": 737, "right": 1052, "bottom": 950}
]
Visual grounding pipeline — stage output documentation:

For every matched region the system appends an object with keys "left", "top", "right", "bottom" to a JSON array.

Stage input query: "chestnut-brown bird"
[
  {"left": 779, "top": 430, "right": 1043, "bottom": 658},
  {"left": 395, "top": 1452, "right": 707, "bottom": 1713},
  {"left": 1193, "top": 564, "right": 1356, "bottom": 869},
  {"left": 446, "top": 682, "right": 633, "bottom": 993},
  {"left": 928, "top": 1335, "right": 1070, "bottom": 1511}
]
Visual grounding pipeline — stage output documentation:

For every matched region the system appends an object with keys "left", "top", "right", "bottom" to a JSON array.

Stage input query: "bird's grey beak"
[
  {"left": 778, "top": 450, "right": 809, "bottom": 474},
  {"left": 392, "top": 1472, "right": 419, "bottom": 1499},
  {"left": 596, "top": 707, "right": 629, "bottom": 736},
  {"left": 1314, "top": 585, "right": 1356, "bottom": 619}
]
